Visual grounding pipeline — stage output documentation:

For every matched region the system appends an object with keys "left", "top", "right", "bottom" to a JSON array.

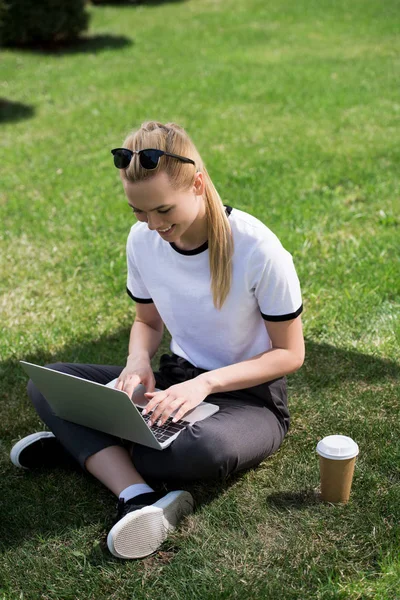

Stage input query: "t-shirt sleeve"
[
  {"left": 250, "top": 240, "right": 303, "bottom": 321},
  {"left": 126, "top": 235, "right": 153, "bottom": 304}
]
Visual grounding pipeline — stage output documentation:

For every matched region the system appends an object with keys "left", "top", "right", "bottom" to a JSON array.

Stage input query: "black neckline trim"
[{"left": 170, "top": 205, "right": 233, "bottom": 256}]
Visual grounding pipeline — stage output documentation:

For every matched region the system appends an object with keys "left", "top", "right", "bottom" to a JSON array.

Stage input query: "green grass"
[{"left": 1, "top": 0, "right": 399, "bottom": 598}]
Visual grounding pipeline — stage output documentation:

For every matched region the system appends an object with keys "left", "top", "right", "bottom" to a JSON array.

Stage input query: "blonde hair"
[{"left": 120, "top": 120, "right": 234, "bottom": 310}]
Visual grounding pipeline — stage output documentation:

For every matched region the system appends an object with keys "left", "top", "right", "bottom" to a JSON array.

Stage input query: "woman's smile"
[{"left": 157, "top": 224, "right": 176, "bottom": 237}]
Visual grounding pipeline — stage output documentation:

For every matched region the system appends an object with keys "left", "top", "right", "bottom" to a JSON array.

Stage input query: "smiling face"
[{"left": 122, "top": 170, "right": 208, "bottom": 249}]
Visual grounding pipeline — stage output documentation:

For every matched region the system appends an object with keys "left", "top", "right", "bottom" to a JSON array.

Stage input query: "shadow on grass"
[
  {"left": 0, "top": 98, "right": 35, "bottom": 124},
  {"left": 266, "top": 488, "right": 321, "bottom": 511},
  {"left": 298, "top": 339, "right": 399, "bottom": 389},
  {"left": 1, "top": 331, "right": 399, "bottom": 554},
  {"left": 4, "top": 34, "right": 132, "bottom": 56}
]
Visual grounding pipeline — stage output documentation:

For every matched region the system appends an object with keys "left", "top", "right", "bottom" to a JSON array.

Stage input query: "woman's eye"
[{"left": 131, "top": 208, "right": 171, "bottom": 214}]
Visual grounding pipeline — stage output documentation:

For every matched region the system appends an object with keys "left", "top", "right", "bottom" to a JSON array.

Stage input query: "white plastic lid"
[{"left": 316, "top": 435, "right": 359, "bottom": 460}]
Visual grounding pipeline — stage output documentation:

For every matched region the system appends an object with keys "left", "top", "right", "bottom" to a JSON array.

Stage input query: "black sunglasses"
[{"left": 111, "top": 148, "right": 196, "bottom": 170}]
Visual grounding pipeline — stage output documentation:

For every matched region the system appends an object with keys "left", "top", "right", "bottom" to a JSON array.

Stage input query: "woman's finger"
[
  {"left": 147, "top": 395, "right": 174, "bottom": 424},
  {"left": 171, "top": 401, "right": 191, "bottom": 423},
  {"left": 148, "top": 396, "right": 182, "bottom": 426},
  {"left": 117, "top": 375, "right": 140, "bottom": 399},
  {"left": 143, "top": 391, "right": 169, "bottom": 415},
  {"left": 156, "top": 398, "right": 185, "bottom": 426}
]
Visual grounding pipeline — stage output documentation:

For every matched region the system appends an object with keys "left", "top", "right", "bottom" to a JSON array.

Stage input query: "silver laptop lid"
[
  {"left": 20, "top": 361, "right": 165, "bottom": 450},
  {"left": 20, "top": 362, "right": 219, "bottom": 450}
]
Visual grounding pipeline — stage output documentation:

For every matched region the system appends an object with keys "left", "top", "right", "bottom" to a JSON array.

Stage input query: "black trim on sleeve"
[
  {"left": 261, "top": 304, "right": 303, "bottom": 322},
  {"left": 126, "top": 287, "right": 154, "bottom": 304}
]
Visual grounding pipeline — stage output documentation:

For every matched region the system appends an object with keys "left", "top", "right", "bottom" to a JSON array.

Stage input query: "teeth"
[{"left": 159, "top": 226, "right": 173, "bottom": 233}]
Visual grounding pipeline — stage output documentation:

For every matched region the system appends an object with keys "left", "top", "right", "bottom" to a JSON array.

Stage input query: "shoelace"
[{"left": 116, "top": 497, "right": 127, "bottom": 520}]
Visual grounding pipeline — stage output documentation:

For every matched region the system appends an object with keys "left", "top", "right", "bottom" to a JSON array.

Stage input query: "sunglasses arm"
[{"left": 165, "top": 151, "right": 195, "bottom": 165}]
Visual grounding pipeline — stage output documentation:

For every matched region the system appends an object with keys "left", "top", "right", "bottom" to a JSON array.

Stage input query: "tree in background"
[{"left": 0, "top": 0, "right": 90, "bottom": 47}]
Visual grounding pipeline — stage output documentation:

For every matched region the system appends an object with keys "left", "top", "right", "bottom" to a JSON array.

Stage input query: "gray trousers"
[{"left": 27, "top": 353, "right": 289, "bottom": 483}]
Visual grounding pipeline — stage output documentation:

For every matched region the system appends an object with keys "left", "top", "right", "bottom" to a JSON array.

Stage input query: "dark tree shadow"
[
  {"left": 4, "top": 34, "right": 132, "bottom": 56},
  {"left": 92, "top": 0, "right": 188, "bottom": 5},
  {"left": 0, "top": 99, "right": 35, "bottom": 124},
  {"left": 0, "top": 333, "right": 399, "bottom": 553}
]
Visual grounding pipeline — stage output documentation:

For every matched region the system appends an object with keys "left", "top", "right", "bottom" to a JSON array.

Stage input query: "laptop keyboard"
[{"left": 137, "top": 407, "right": 187, "bottom": 443}]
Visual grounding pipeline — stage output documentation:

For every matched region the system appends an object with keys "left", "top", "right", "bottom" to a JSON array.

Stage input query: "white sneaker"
[{"left": 107, "top": 490, "right": 194, "bottom": 559}]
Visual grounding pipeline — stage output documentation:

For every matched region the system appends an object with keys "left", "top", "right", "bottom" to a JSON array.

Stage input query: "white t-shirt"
[{"left": 126, "top": 206, "right": 303, "bottom": 371}]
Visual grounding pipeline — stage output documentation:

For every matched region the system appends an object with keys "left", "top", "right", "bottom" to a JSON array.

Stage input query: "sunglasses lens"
[
  {"left": 112, "top": 149, "right": 132, "bottom": 169},
  {"left": 140, "top": 150, "right": 163, "bottom": 170}
]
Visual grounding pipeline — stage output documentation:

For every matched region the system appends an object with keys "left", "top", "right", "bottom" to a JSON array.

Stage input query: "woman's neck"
[{"left": 174, "top": 199, "right": 208, "bottom": 250}]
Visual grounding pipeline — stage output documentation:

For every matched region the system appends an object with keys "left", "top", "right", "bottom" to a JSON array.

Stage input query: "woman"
[{"left": 10, "top": 121, "right": 304, "bottom": 560}]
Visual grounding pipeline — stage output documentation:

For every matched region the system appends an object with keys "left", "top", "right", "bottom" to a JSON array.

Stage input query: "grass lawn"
[{"left": 1, "top": 0, "right": 399, "bottom": 598}]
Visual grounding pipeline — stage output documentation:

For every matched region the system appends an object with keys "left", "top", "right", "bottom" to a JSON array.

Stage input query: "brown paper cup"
[
  {"left": 319, "top": 455, "right": 357, "bottom": 503},
  {"left": 316, "top": 435, "right": 359, "bottom": 504}
]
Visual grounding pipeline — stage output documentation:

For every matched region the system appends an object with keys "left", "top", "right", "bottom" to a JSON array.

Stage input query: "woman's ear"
[{"left": 193, "top": 171, "right": 205, "bottom": 195}]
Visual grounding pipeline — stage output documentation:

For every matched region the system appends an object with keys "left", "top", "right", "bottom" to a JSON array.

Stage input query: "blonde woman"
[{"left": 10, "top": 121, "right": 305, "bottom": 560}]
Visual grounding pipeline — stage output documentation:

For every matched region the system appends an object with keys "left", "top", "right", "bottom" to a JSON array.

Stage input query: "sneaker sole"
[
  {"left": 107, "top": 490, "right": 194, "bottom": 559},
  {"left": 10, "top": 431, "right": 56, "bottom": 469}
]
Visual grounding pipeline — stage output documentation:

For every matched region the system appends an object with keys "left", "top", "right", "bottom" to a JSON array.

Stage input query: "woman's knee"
[
  {"left": 177, "top": 430, "right": 237, "bottom": 480},
  {"left": 178, "top": 414, "right": 285, "bottom": 481}
]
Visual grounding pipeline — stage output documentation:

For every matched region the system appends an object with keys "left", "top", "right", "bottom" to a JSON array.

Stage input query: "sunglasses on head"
[{"left": 111, "top": 148, "right": 196, "bottom": 170}]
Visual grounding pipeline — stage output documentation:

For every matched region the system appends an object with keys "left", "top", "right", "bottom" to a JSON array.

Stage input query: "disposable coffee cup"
[{"left": 316, "top": 435, "right": 359, "bottom": 503}]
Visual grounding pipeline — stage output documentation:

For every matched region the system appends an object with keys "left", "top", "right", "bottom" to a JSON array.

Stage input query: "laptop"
[{"left": 20, "top": 361, "right": 219, "bottom": 450}]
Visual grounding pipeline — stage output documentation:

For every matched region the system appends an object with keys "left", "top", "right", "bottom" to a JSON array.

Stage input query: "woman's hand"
[
  {"left": 115, "top": 354, "right": 156, "bottom": 399},
  {"left": 143, "top": 377, "right": 211, "bottom": 426}
]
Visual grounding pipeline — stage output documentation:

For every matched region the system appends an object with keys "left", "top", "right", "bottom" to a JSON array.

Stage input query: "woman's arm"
[
  {"left": 197, "top": 316, "right": 305, "bottom": 395},
  {"left": 144, "top": 316, "right": 304, "bottom": 426},
  {"left": 115, "top": 304, "right": 164, "bottom": 397},
  {"left": 128, "top": 302, "right": 164, "bottom": 361}
]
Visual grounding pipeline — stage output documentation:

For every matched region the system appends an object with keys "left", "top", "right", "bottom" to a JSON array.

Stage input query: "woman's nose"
[{"left": 147, "top": 216, "right": 162, "bottom": 231}]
